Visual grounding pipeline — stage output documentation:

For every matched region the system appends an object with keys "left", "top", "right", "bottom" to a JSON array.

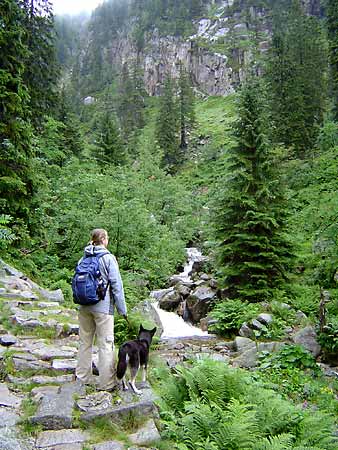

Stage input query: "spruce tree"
[
  {"left": 178, "top": 65, "right": 195, "bottom": 150},
  {"left": 21, "top": 0, "right": 58, "bottom": 127},
  {"left": 326, "top": 0, "right": 338, "bottom": 120},
  {"left": 94, "top": 112, "right": 126, "bottom": 166},
  {"left": 214, "top": 79, "right": 293, "bottom": 302},
  {"left": 266, "top": 0, "right": 327, "bottom": 157},
  {"left": 155, "top": 75, "right": 179, "bottom": 170},
  {"left": 0, "top": 0, "right": 35, "bottom": 218}
]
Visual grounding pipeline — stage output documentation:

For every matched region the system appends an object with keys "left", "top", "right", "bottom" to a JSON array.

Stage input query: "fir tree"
[
  {"left": 326, "top": 0, "right": 338, "bottom": 120},
  {"left": 155, "top": 75, "right": 179, "bottom": 170},
  {"left": 266, "top": 0, "right": 327, "bottom": 157},
  {"left": 214, "top": 79, "right": 293, "bottom": 302}
]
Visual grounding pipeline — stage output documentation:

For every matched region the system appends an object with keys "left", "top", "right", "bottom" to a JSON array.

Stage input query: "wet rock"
[
  {"left": 158, "top": 290, "right": 181, "bottom": 311},
  {"left": 35, "top": 429, "right": 89, "bottom": 449},
  {"left": 176, "top": 283, "right": 191, "bottom": 298},
  {"left": 129, "top": 419, "right": 161, "bottom": 446},
  {"left": 30, "top": 382, "right": 85, "bottom": 430},
  {"left": 0, "top": 334, "right": 17, "bottom": 346},
  {"left": 291, "top": 325, "right": 321, "bottom": 357},
  {"left": 150, "top": 288, "right": 174, "bottom": 301},
  {"left": 186, "top": 285, "right": 216, "bottom": 323}
]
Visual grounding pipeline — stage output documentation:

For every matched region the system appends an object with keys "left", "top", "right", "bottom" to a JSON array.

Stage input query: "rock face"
[{"left": 79, "top": 0, "right": 322, "bottom": 98}]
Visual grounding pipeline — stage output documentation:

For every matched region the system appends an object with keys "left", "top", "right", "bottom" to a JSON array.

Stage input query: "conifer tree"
[
  {"left": 21, "top": 0, "right": 58, "bottom": 126},
  {"left": 326, "top": 0, "right": 338, "bottom": 120},
  {"left": 214, "top": 79, "right": 293, "bottom": 302},
  {"left": 155, "top": 75, "right": 179, "bottom": 170},
  {"left": 94, "top": 112, "right": 126, "bottom": 166},
  {"left": 266, "top": 0, "right": 327, "bottom": 157},
  {"left": 0, "top": 0, "right": 35, "bottom": 218},
  {"left": 178, "top": 65, "right": 195, "bottom": 150}
]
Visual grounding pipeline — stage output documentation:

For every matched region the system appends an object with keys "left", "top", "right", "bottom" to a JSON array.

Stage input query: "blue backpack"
[{"left": 72, "top": 252, "right": 110, "bottom": 306}]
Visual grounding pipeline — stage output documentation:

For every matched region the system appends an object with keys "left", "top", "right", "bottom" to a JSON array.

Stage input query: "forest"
[{"left": 1, "top": 0, "right": 338, "bottom": 448}]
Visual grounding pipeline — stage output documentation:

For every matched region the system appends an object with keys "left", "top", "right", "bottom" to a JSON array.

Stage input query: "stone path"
[{"left": 0, "top": 262, "right": 162, "bottom": 450}]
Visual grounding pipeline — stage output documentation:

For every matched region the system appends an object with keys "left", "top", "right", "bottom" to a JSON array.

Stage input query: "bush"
[{"left": 209, "top": 299, "right": 260, "bottom": 336}]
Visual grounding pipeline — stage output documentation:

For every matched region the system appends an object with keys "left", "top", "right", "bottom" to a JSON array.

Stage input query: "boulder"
[
  {"left": 291, "top": 325, "right": 321, "bottom": 357},
  {"left": 129, "top": 419, "right": 161, "bottom": 446},
  {"left": 186, "top": 285, "right": 216, "bottom": 323},
  {"left": 257, "top": 313, "right": 273, "bottom": 325},
  {"left": 239, "top": 322, "right": 254, "bottom": 338},
  {"left": 158, "top": 290, "right": 181, "bottom": 311}
]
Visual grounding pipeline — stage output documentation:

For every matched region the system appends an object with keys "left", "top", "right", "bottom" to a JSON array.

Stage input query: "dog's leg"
[
  {"left": 122, "top": 376, "right": 128, "bottom": 390},
  {"left": 141, "top": 364, "right": 147, "bottom": 382},
  {"left": 129, "top": 365, "right": 142, "bottom": 395}
]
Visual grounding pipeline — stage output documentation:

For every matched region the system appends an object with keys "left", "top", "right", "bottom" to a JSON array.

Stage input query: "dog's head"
[{"left": 138, "top": 324, "right": 157, "bottom": 345}]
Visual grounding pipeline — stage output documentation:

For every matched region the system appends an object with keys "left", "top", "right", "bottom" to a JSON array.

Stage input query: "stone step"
[
  {"left": 30, "top": 381, "right": 85, "bottom": 430},
  {"left": 77, "top": 382, "right": 157, "bottom": 424},
  {"left": 35, "top": 429, "right": 89, "bottom": 449}
]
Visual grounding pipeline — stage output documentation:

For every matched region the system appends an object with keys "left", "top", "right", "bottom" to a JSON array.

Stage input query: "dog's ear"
[
  {"left": 139, "top": 324, "right": 145, "bottom": 331},
  {"left": 151, "top": 327, "right": 157, "bottom": 336}
]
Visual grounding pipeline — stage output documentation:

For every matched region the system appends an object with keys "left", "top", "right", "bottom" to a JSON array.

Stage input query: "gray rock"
[
  {"left": 31, "top": 344, "right": 76, "bottom": 361},
  {"left": 251, "top": 319, "right": 266, "bottom": 331},
  {"left": 257, "top": 342, "right": 285, "bottom": 353},
  {"left": 7, "top": 374, "right": 74, "bottom": 386},
  {"left": 129, "top": 419, "right": 160, "bottom": 446},
  {"left": 239, "top": 322, "right": 254, "bottom": 338},
  {"left": 51, "top": 359, "right": 77, "bottom": 372},
  {"left": 150, "top": 288, "right": 174, "bottom": 301},
  {"left": 0, "top": 334, "right": 17, "bottom": 346},
  {"left": 257, "top": 313, "right": 273, "bottom": 325},
  {"left": 234, "top": 336, "right": 256, "bottom": 352},
  {"left": 158, "top": 290, "right": 181, "bottom": 311},
  {"left": 80, "top": 383, "right": 156, "bottom": 423},
  {"left": 92, "top": 442, "right": 124, "bottom": 450},
  {"left": 12, "top": 317, "right": 43, "bottom": 329},
  {"left": 0, "top": 383, "right": 22, "bottom": 408},
  {"left": 31, "top": 386, "right": 60, "bottom": 402},
  {"left": 291, "top": 325, "right": 321, "bottom": 357},
  {"left": 176, "top": 283, "right": 191, "bottom": 298},
  {"left": 35, "top": 429, "right": 89, "bottom": 448},
  {"left": 0, "top": 427, "right": 34, "bottom": 450},
  {"left": 38, "top": 302, "right": 61, "bottom": 308},
  {"left": 12, "top": 356, "right": 50, "bottom": 372},
  {"left": 186, "top": 285, "right": 216, "bottom": 323},
  {"left": 30, "top": 382, "right": 85, "bottom": 430},
  {"left": 0, "top": 407, "right": 21, "bottom": 427},
  {"left": 38, "top": 288, "right": 64, "bottom": 303},
  {"left": 76, "top": 392, "right": 112, "bottom": 412},
  {"left": 232, "top": 347, "right": 258, "bottom": 368}
]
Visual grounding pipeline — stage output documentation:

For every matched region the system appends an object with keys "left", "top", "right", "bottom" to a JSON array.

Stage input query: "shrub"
[{"left": 209, "top": 299, "right": 260, "bottom": 336}]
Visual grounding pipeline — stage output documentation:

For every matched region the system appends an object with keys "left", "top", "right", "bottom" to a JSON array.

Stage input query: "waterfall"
[{"left": 150, "top": 248, "right": 210, "bottom": 339}]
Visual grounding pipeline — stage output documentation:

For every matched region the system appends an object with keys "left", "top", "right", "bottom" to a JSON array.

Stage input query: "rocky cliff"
[{"left": 79, "top": 0, "right": 323, "bottom": 97}]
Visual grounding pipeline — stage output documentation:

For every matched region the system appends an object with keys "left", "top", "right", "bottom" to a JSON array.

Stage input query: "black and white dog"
[{"left": 116, "top": 324, "right": 157, "bottom": 395}]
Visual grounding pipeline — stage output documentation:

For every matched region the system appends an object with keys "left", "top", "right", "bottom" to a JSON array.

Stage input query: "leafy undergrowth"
[{"left": 152, "top": 358, "right": 337, "bottom": 450}]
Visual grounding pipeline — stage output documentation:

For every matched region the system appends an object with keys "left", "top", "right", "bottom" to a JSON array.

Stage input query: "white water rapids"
[{"left": 151, "top": 248, "right": 210, "bottom": 339}]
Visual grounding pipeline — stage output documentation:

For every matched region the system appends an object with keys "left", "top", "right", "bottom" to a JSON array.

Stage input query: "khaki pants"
[{"left": 76, "top": 309, "right": 115, "bottom": 390}]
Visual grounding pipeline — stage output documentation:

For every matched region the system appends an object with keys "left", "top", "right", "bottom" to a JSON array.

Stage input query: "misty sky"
[{"left": 52, "top": 0, "right": 104, "bottom": 16}]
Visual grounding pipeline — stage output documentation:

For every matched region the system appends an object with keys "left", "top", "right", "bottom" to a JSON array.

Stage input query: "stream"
[{"left": 150, "top": 248, "right": 210, "bottom": 339}]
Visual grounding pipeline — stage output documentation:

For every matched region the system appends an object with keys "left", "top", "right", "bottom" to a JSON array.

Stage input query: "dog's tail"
[{"left": 116, "top": 345, "right": 128, "bottom": 379}]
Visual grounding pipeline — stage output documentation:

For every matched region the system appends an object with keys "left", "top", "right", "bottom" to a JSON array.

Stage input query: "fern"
[
  {"left": 294, "top": 411, "right": 337, "bottom": 449},
  {"left": 245, "top": 386, "right": 302, "bottom": 436},
  {"left": 0, "top": 214, "right": 15, "bottom": 242},
  {"left": 254, "top": 433, "right": 295, "bottom": 450},
  {"left": 212, "top": 398, "right": 260, "bottom": 449}
]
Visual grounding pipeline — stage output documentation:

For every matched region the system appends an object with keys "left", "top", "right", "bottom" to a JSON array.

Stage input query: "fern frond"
[
  {"left": 254, "top": 433, "right": 295, "bottom": 450},
  {"left": 295, "top": 411, "right": 337, "bottom": 449}
]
